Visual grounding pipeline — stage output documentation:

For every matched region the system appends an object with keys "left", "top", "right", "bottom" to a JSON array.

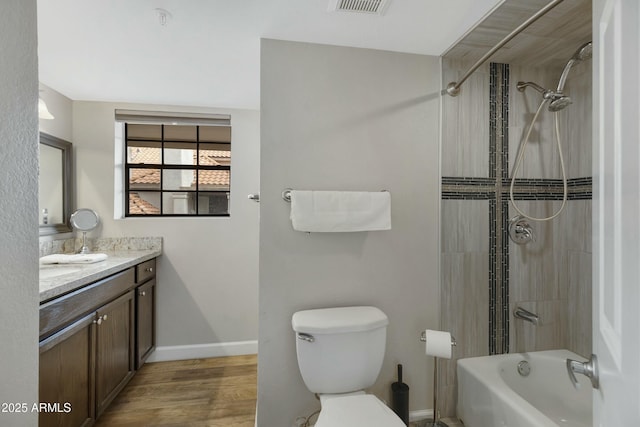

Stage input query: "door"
[
  {"left": 95, "top": 290, "right": 135, "bottom": 417},
  {"left": 39, "top": 313, "right": 96, "bottom": 427},
  {"left": 593, "top": 0, "right": 640, "bottom": 425},
  {"left": 136, "top": 278, "right": 156, "bottom": 369}
]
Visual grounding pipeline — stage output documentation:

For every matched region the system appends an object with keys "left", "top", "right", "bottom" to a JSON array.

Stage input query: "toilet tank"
[{"left": 292, "top": 306, "right": 389, "bottom": 394}]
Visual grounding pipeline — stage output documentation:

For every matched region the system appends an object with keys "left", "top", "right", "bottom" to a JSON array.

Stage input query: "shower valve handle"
[
  {"left": 515, "top": 224, "right": 535, "bottom": 241},
  {"left": 509, "top": 215, "right": 535, "bottom": 245},
  {"left": 566, "top": 354, "right": 599, "bottom": 390}
]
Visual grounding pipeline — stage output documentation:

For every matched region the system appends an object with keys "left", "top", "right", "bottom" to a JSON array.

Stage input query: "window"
[{"left": 116, "top": 110, "right": 231, "bottom": 217}]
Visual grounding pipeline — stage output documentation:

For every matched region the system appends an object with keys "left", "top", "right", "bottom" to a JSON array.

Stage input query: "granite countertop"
[{"left": 39, "top": 249, "right": 162, "bottom": 303}]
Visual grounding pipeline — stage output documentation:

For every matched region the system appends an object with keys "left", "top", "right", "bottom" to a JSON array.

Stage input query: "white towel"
[
  {"left": 40, "top": 253, "right": 108, "bottom": 265},
  {"left": 290, "top": 191, "right": 391, "bottom": 232}
]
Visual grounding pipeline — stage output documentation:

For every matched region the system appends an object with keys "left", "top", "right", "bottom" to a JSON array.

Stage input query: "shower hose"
[{"left": 509, "top": 98, "right": 568, "bottom": 221}]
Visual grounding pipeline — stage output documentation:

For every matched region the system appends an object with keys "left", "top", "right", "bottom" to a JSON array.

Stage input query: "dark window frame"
[{"left": 123, "top": 121, "right": 231, "bottom": 217}]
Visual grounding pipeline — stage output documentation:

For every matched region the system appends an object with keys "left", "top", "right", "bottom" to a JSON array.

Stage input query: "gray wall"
[
  {"left": 258, "top": 39, "right": 441, "bottom": 426},
  {"left": 71, "top": 101, "right": 260, "bottom": 351},
  {"left": 0, "top": 0, "right": 39, "bottom": 425}
]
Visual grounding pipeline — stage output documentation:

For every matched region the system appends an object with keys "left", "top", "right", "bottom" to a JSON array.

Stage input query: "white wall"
[
  {"left": 72, "top": 101, "right": 260, "bottom": 353},
  {"left": 258, "top": 39, "right": 441, "bottom": 426},
  {"left": 0, "top": 0, "right": 39, "bottom": 425}
]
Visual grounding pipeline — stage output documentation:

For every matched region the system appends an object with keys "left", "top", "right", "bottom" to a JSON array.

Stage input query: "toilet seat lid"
[{"left": 315, "top": 394, "right": 405, "bottom": 427}]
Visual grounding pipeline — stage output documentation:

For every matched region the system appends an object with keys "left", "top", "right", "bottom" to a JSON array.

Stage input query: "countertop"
[{"left": 39, "top": 249, "right": 161, "bottom": 303}]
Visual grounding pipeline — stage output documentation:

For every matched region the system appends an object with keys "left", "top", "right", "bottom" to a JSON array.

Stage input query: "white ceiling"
[{"left": 37, "top": 0, "right": 503, "bottom": 110}]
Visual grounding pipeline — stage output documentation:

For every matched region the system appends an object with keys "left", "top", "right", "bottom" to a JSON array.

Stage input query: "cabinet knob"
[
  {"left": 139, "top": 291, "right": 146, "bottom": 297},
  {"left": 146, "top": 267, "right": 153, "bottom": 273},
  {"left": 96, "top": 314, "right": 108, "bottom": 325}
]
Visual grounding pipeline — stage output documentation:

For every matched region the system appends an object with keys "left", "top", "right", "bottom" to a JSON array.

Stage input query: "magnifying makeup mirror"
[{"left": 70, "top": 208, "right": 100, "bottom": 254}]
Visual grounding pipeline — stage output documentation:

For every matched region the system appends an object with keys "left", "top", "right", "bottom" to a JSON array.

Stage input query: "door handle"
[{"left": 566, "top": 354, "right": 599, "bottom": 389}]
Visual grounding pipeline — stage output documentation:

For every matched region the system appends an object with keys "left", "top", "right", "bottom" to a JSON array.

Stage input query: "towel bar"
[{"left": 282, "top": 188, "right": 389, "bottom": 203}]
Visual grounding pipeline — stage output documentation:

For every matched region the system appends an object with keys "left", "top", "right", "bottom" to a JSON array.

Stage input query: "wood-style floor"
[{"left": 95, "top": 354, "right": 257, "bottom": 427}]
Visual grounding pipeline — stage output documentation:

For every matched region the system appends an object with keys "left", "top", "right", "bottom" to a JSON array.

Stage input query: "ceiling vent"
[{"left": 328, "top": 0, "right": 390, "bottom": 15}]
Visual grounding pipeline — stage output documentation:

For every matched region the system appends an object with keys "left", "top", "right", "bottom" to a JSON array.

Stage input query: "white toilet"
[{"left": 291, "top": 306, "right": 406, "bottom": 427}]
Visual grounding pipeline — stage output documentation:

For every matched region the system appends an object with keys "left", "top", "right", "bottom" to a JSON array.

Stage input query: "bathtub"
[{"left": 457, "top": 349, "right": 592, "bottom": 427}]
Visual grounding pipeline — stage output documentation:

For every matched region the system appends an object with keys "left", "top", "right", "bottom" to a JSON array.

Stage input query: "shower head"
[
  {"left": 517, "top": 81, "right": 573, "bottom": 111},
  {"left": 556, "top": 41, "right": 592, "bottom": 93}
]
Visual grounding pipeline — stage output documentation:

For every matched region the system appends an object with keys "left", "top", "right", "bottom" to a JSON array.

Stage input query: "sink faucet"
[{"left": 514, "top": 306, "right": 539, "bottom": 325}]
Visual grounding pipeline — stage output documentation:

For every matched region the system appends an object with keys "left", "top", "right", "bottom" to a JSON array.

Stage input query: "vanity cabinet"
[{"left": 39, "top": 258, "right": 157, "bottom": 427}]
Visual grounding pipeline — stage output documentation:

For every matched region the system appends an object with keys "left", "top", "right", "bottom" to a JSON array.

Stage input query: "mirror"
[
  {"left": 70, "top": 208, "right": 100, "bottom": 231},
  {"left": 70, "top": 208, "right": 100, "bottom": 254},
  {"left": 39, "top": 133, "right": 73, "bottom": 236}
]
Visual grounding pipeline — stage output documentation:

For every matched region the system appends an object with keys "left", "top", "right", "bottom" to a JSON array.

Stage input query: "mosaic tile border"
[
  {"left": 443, "top": 177, "right": 592, "bottom": 200},
  {"left": 488, "top": 199, "right": 498, "bottom": 353},
  {"left": 499, "top": 199, "right": 510, "bottom": 354},
  {"left": 491, "top": 63, "right": 509, "bottom": 354}
]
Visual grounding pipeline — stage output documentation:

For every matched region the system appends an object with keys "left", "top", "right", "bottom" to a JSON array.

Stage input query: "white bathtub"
[{"left": 457, "top": 349, "right": 592, "bottom": 427}]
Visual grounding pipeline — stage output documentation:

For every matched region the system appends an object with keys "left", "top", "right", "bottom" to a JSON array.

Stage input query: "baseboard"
[
  {"left": 146, "top": 340, "right": 258, "bottom": 362},
  {"left": 409, "top": 409, "right": 433, "bottom": 422}
]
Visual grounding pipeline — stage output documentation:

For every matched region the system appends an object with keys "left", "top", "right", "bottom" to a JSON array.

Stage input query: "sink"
[{"left": 39, "top": 266, "right": 83, "bottom": 279}]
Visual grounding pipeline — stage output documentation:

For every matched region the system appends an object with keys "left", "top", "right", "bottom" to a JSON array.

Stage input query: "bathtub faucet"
[
  {"left": 513, "top": 307, "right": 539, "bottom": 325},
  {"left": 566, "top": 354, "right": 600, "bottom": 389}
]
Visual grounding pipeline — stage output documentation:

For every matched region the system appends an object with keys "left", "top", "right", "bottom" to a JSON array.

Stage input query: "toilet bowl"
[
  {"left": 292, "top": 306, "right": 405, "bottom": 427},
  {"left": 315, "top": 393, "right": 405, "bottom": 427}
]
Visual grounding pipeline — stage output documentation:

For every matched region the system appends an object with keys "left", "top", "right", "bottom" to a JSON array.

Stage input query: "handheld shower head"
[
  {"left": 572, "top": 41, "right": 593, "bottom": 61},
  {"left": 517, "top": 41, "right": 592, "bottom": 112},
  {"left": 556, "top": 41, "right": 592, "bottom": 93}
]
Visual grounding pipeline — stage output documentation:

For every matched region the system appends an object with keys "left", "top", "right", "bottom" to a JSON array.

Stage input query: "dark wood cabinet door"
[
  {"left": 95, "top": 290, "right": 135, "bottom": 417},
  {"left": 39, "top": 313, "right": 96, "bottom": 427},
  {"left": 136, "top": 278, "right": 156, "bottom": 369}
]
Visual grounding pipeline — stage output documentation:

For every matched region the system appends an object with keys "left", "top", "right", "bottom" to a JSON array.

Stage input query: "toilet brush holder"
[{"left": 391, "top": 364, "right": 409, "bottom": 425}]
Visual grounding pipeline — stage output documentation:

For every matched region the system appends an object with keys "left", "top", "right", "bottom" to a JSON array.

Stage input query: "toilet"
[{"left": 291, "top": 306, "right": 406, "bottom": 427}]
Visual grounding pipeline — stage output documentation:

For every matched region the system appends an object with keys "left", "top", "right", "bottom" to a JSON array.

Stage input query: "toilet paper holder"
[
  {"left": 420, "top": 331, "right": 457, "bottom": 347},
  {"left": 420, "top": 330, "right": 456, "bottom": 427}
]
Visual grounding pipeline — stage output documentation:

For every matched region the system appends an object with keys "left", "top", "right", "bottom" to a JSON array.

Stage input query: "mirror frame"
[{"left": 39, "top": 133, "right": 74, "bottom": 236}]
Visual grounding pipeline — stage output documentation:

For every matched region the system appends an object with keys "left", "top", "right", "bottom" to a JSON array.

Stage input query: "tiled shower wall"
[{"left": 438, "top": 58, "right": 592, "bottom": 417}]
